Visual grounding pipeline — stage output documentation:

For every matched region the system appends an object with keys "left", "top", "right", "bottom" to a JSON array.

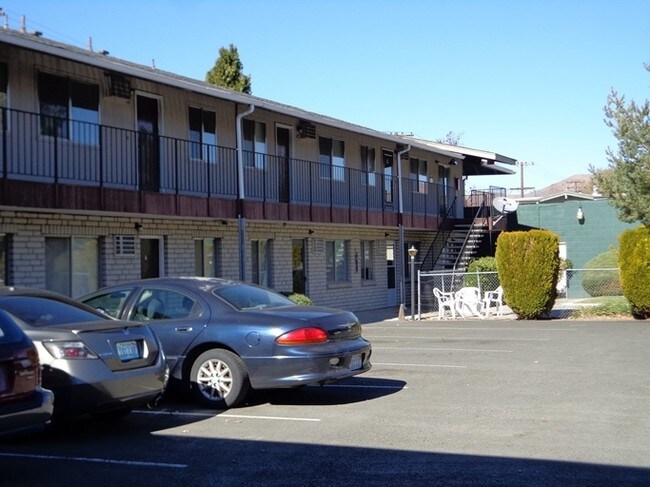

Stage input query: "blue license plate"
[{"left": 116, "top": 340, "right": 139, "bottom": 361}]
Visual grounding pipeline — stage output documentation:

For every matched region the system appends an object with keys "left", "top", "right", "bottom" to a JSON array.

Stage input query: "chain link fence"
[{"left": 418, "top": 268, "right": 623, "bottom": 320}]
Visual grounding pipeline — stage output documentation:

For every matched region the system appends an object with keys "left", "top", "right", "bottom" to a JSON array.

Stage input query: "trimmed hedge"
[
  {"left": 618, "top": 226, "right": 650, "bottom": 319},
  {"left": 465, "top": 256, "right": 498, "bottom": 288},
  {"left": 495, "top": 229, "right": 560, "bottom": 319}
]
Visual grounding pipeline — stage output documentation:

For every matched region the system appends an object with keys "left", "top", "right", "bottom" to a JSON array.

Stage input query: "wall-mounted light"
[
  {"left": 134, "top": 222, "right": 142, "bottom": 232},
  {"left": 308, "top": 229, "right": 315, "bottom": 234},
  {"left": 576, "top": 206, "right": 585, "bottom": 222}
]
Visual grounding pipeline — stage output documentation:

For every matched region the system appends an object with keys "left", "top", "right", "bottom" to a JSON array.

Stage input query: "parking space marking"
[
  {"left": 135, "top": 410, "right": 321, "bottom": 422},
  {"left": 368, "top": 335, "right": 549, "bottom": 341},
  {"left": 0, "top": 452, "right": 187, "bottom": 468},
  {"left": 367, "top": 326, "right": 575, "bottom": 332},
  {"left": 373, "top": 362, "right": 468, "bottom": 368},
  {"left": 378, "top": 346, "right": 513, "bottom": 353}
]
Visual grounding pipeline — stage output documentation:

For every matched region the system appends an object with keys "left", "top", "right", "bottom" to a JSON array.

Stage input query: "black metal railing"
[{"left": 0, "top": 107, "right": 455, "bottom": 219}]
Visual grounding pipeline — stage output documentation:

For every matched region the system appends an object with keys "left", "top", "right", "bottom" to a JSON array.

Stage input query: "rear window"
[
  {"left": 214, "top": 284, "right": 295, "bottom": 311},
  {"left": 0, "top": 296, "right": 106, "bottom": 327},
  {"left": 0, "top": 309, "right": 26, "bottom": 343}
]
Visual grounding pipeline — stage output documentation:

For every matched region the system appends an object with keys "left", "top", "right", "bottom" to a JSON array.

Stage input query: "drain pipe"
[
  {"left": 396, "top": 143, "right": 411, "bottom": 314},
  {"left": 236, "top": 104, "right": 255, "bottom": 281}
]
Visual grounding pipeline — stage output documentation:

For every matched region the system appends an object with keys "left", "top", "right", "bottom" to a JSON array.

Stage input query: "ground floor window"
[
  {"left": 45, "top": 236, "right": 99, "bottom": 297},
  {"left": 361, "top": 240, "right": 374, "bottom": 281},
  {"left": 194, "top": 238, "right": 220, "bottom": 277},
  {"left": 251, "top": 239, "right": 271, "bottom": 287},
  {"left": 326, "top": 240, "right": 349, "bottom": 283}
]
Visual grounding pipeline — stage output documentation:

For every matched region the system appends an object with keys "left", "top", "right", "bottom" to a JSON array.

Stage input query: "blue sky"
[{"left": 5, "top": 0, "right": 649, "bottom": 194}]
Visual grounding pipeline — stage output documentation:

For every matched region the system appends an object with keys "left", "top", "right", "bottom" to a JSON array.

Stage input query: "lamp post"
[{"left": 408, "top": 245, "right": 418, "bottom": 320}]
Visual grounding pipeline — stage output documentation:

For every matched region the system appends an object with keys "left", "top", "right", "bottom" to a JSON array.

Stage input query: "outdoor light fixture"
[
  {"left": 577, "top": 206, "right": 584, "bottom": 221},
  {"left": 408, "top": 246, "right": 418, "bottom": 321}
]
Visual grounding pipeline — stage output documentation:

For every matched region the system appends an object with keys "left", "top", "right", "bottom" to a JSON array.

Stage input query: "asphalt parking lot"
[{"left": 2, "top": 316, "right": 650, "bottom": 486}]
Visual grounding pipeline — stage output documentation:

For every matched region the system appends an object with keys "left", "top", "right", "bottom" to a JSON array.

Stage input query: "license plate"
[
  {"left": 116, "top": 340, "right": 140, "bottom": 361},
  {"left": 349, "top": 355, "right": 362, "bottom": 370}
]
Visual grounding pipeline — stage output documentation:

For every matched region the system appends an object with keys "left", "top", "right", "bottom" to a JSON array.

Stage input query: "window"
[
  {"left": 326, "top": 240, "right": 349, "bottom": 283},
  {"left": 319, "top": 137, "right": 345, "bottom": 181},
  {"left": 251, "top": 239, "right": 271, "bottom": 286},
  {"left": 45, "top": 237, "right": 99, "bottom": 297},
  {"left": 194, "top": 238, "right": 220, "bottom": 277},
  {"left": 38, "top": 72, "right": 99, "bottom": 145},
  {"left": 189, "top": 107, "right": 217, "bottom": 162},
  {"left": 361, "top": 240, "right": 374, "bottom": 281},
  {"left": 131, "top": 288, "right": 200, "bottom": 321},
  {"left": 439, "top": 164, "right": 450, "bottom": 215},
  {"left": 410, "top": 158, "right": 428, "bottom": 193},
  {"left": 243, "top": 119, "right": 266, "bottom": 168},
  {"left": 361, "top": 146, "right": 376, "bottom": 186},
  {"left": 0, "top": 62, "right": 7, "bottom": 129}
]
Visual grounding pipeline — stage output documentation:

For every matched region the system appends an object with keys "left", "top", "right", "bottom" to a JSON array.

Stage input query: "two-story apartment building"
[{"left": 0, "top": 27, "right": 516, "bottom": 311}]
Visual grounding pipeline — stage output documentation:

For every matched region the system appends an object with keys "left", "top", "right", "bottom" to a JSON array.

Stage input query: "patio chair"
[
  {"left": 454, "top": 287, "right": 486, "bottom": 319},
  {"left": 433, "top": 287, "right": 457, "bottom": 319},
  {"left": 483, "top": 285, "right": 504, "bottom": 317}
]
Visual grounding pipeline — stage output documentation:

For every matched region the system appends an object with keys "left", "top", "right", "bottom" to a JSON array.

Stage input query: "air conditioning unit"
[
  {"left": 296, "top": 120, "right": 316, "bottom": 139},
  {"left": 105, "top": 73, "right": 132, "bottom": 99}
]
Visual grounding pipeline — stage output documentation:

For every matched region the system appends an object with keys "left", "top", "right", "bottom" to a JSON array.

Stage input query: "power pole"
[{"left": 510, "top": 161, "right": 534, "bottom": 197}]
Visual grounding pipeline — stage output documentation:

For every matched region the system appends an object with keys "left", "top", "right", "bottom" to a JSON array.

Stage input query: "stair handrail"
[
  {"left": 452, "top": 197, "right": 489, "bottom": 271},
  {"left": 418, "top": 196, "right": 458, "bottom": 272}
]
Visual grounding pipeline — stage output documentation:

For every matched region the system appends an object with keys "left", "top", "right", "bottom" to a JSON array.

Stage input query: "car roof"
[{"left": 101, "top": 277, "right": 242, "bottom": 292}]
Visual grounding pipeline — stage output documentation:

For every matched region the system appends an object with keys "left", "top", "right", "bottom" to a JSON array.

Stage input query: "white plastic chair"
[
  {"left": 454, "top": 287, "right": 485, "bottom": 319},
  {"left": 483, "top": 285, "right": 504, "bottom": 317},
  {"left": 433, "top": 287, "right": 457, "bottom": 319}
]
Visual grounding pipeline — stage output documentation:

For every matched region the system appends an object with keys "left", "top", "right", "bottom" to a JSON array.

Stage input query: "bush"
[
  {"left": 465, "top": 257, "right": 498, "bottom": 288},
  {"left": 582, "top": 250, "right": 622, "bottom": 297},
  {"left": 287, "top": 293, "right": 313, "bottom": 306},
  {"left": 495, "top": 230, "right": 560, "bottom": 319},
  {"left": 618, "top": 226, "right": 650, "bottom": 319}
]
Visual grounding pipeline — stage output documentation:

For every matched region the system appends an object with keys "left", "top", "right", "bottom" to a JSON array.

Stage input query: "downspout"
[
  {"left": 236, "top": 104, "right": 255, "bottom": 281},
  {"left": 396, "top": 143, "right": 411, "bottom": 311}
]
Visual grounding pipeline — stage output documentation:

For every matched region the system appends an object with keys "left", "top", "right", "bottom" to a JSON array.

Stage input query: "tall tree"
[
  {"left": 205, "top": 44, "right": 252, "bottom": 94},
  {"left": 591, "top": 64, "right": 650, "bottom": 226},
  {"left": 435, "top": 131, "right": 464, "bottom": 146}
]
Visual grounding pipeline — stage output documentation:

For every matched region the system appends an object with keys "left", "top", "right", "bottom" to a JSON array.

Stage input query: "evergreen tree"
[
  {"left": 592, "top": 64, "right": 650, "bottom": 226},
  {"left": 205, "top": 44, "right": 252, "bottom": 94}
]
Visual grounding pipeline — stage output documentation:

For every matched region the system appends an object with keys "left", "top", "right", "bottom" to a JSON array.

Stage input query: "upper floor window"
[
  {"left": 38, "top": 72, "right": 99, "bottom": 145},
  {"left": 189, "top": 107, "right": 217, "bottom": 162},
  {"left": 243, "top": 119, "right": 266, "bottom": 168},
  {"left": 360, "top": 146, "right": 376, "bottom": 186},
  {"left": 0, "top": 62, "right": 7, "bottom": 128},
  {"left": 410, "top": 158, "right": 428, "bottom": 193},
  {"left": 319, "top": 137, "right": 345, "bottom": 181}
]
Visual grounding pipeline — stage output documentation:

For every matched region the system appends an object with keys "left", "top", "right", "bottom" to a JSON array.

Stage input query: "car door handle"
[{"left": 175, "top": 326, "right": 193, "bottom": 332}]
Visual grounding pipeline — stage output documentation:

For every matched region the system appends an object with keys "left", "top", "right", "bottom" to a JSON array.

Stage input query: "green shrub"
[
  {"left": 618, "top": 226, "right": 650, "bottom": 319},
  {"left": 495, "top": 229, "right": 560, "bottom": 319},
  {"left": 582, "top": 250, "right": 622, "bottom": 297},
  {"left": 465, "top": 256, "right": 498, "bottom": 288},
  {"left": 287, "top": 293, "right": 313, "bottom": 306}
]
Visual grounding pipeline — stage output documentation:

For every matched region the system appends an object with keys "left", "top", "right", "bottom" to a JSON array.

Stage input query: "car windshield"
[
  {"left": 0, "top": 296, "right": 107, "bottom": 327},
  {"left": 213, "top": 284, "right": 295, "bottom": 311}
]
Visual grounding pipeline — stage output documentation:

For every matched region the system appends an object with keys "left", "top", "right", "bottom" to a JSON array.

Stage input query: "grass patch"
[{"left": 570, "top": 296, "right": 631, "bottom": 318}]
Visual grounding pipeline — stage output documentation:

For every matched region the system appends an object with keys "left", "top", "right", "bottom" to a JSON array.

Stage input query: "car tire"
[{"left": 190, "top": 349, "right": 250, "bottom": 409}]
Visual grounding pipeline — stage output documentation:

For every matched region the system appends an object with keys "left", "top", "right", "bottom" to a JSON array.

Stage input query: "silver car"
[{"left": 0, "top": 287, "right": 168, "bottom": 418}]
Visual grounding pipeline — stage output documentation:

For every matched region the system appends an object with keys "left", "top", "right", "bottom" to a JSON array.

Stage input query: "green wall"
[{"left": 514, "top": 199, "right": 638, "bottom": 269}]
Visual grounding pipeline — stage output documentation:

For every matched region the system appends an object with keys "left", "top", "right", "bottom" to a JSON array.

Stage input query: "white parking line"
[
  {"left": 135, "top": 410, "right": 321, "bottom": 422},
  {"left": 378, "top": 346, "right": 513, "bottom": 353},
  {"left": 373, "top": 362, "right": 468, "bottom": 368},
  {"left": 368, "top": 335, "right": 549, "bottom": 341},
  {"left": 0, "top": 452, "right": 187, "bottom": 468}
]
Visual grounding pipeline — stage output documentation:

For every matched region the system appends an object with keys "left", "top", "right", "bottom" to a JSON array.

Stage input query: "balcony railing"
[{"left": 0, "top": 108, "right": 455, "bottom": 218}]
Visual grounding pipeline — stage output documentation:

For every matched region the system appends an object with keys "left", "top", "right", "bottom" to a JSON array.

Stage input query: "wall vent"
[
  {"left": 114, "top": 235, "right": 136, "bottom": 255},
  {"left": 297, "top": 120, "right": 316, "bottom": 139},
  {"left": 105, "top": 73, "right": 132, "bottom": 99}
]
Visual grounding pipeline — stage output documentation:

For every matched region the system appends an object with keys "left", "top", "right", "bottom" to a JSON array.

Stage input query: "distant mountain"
[{"left": 521, "top": 174, "right": 595, "bottom": 198}]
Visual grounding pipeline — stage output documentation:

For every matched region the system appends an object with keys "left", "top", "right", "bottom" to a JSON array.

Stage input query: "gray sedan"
[
  {"left": 0, "top": 287, "right": 169, "bottom": 418},
  {"left": 79, "top": 277, "right": 372, "bottom": 409}
]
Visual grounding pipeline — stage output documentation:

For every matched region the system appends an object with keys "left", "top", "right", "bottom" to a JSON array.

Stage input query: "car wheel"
[{"left": 190, "top": 349, "right": 250, "bottom": 409}]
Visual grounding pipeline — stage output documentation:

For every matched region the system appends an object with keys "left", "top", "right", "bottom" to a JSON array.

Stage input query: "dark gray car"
[
  {"left": 79, "top": 277, "right": 372, "bottom": 409},
  {"left": 0, "top": 287, "right": 169, "bottom": 418}
]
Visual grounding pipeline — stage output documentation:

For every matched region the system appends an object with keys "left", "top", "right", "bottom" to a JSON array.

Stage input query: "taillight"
[
  {"left": 276, "top": 327, "right": 328, "bottom": 345},
  {"left": 43, "top": 341, "right": 98, "bottom": 359}
]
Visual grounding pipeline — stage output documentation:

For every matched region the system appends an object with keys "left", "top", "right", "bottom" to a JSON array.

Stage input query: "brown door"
[{"left": 137, "top": 95, "right": 160, "bottom": 192}]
